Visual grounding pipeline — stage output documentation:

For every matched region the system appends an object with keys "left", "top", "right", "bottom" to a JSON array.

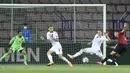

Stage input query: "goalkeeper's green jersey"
[{"left": 9, "top": 35, "right": 25, "bottom": 47}]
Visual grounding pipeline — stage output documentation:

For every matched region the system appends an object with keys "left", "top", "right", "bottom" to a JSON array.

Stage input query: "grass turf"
[{"left": 0, "top": 64, "right": 130, "bottom": 73}]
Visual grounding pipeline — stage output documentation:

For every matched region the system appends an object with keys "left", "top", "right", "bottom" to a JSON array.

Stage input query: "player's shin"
[
  {"left": 1, "top": 53, "right": 9, "bottom": 60},
  {"left": 73, "top": 49, "right": 83, "bottom": 58},
  {"left": 24, "top": 55, "right": 28, "bottom": 65},
  {"left": 61, "top": 57, "right": 73, "bottom": 67},
  {"left": 47, "top": 54, "right": 53, "bottom": 63},
  {"left": 101, "top": 54, "right": 113, "bottom": 63}
]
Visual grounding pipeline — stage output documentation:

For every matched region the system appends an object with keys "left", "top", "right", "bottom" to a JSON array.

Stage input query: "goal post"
[{"left": 0, "top": 4, "right": 106, "bottom": 64}]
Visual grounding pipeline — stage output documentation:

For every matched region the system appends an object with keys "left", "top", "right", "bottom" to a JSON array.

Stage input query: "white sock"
[
  {"left": 107, "top": 59, "right": 113, "bottom": 62},
  {"left": 61, "top": 56, "right": 69, "bottom": 63},
  {"left": 73, "top": 49, "right": 83, "bottom": 58},
  {"left": 47, "top": 54, "right": 53, "bottom": 63}
]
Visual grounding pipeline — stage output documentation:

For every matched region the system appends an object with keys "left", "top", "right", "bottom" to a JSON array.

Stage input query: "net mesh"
[{"left": 0, "top": 6, "right": 104, "bottom": 64}]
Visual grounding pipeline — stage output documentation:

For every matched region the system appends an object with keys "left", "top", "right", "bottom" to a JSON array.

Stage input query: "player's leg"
[
  {"left": 97, "top": 45, "right": 120, "bottom": 65},
  {"left": 19, "top": 49, "right": 28, "bottom": 65},
  {"left": 95, "top": 50, "right": 104, "bottom": 60},
  {"left": 58, "top": 54, "right": 73, "bottom": 67},
  {"left": 67, "top": 48, "right": 87, "bottom": 59},
  {"left": 47, "top": 49, "right": 54, "bottom": 66},
  {"left": 0, "top": 49, "right": 13, "bottom": 61}
]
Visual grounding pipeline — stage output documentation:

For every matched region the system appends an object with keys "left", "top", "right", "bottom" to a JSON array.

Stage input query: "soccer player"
[
  {"left": 46, "top": 26, "right": 73, "bottom": 67},
  {"left": 0, "top": 30, "right": 28, "bottom": 65},
  {"left": 67, "top": 30, "right": 110, "bottom": 60},
  {"left": 97, "top": 23, "right": 128, "bottom": 66}
]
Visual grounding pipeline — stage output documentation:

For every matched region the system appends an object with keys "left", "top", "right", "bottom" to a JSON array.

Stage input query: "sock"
[
  {"left": 111, "top": 56, "right": 117, "bottom": 65},
  {"left": 1, "top": 53, "right": 8, "bottom": 59},
  {"left": 73, "top": 49, "right": 83, "bottom": 58},
  {"left": 24, "top": 55, "right": 27, "bottom": 62},
  {"left": 47, "top": 54, "right": 53, "bottom": 63},
  {"left": 101, "top": 54, "right": 112, "bottom": 63},
  {"left": 61, "top": 56, "right": 69, "bottom": 63}
]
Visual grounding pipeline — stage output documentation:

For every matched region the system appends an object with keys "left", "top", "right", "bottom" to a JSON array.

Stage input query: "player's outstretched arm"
[
  {"left": 40, "top": 36, "right": 50, "bottom": 42},
  {"left": 122, "top": 23, "right": 127, "bottom": 33},
  {"left": 104, "top": 32, "right": 111, "bottom": 41},
  {"left": 9, "top": 36, "right": 15, "bottom": 45}
]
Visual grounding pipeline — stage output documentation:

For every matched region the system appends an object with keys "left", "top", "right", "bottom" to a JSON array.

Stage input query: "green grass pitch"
[{"left": 0, "top": 64, "right": 130, "bottom": 73}]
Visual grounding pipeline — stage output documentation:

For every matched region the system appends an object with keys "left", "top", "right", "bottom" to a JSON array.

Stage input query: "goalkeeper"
[{"left": 0, "top": 30, "right": 28, "bottom": 65}]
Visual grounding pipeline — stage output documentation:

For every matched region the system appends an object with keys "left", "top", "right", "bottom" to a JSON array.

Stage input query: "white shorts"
[
  {"left": 85, "top": 47, "right": 103, "bottom": 57},
  {"left": 50, "top": 43, "right": 63, "bottom": 54}
]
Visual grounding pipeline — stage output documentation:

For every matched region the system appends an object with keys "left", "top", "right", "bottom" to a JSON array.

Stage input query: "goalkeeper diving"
[{"left": 0, "top": 30, "right": 28, "bottom": 65}]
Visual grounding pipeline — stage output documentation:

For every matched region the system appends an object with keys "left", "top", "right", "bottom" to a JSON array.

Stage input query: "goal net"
[{"left": 0, "top": 4, "right": 106, "bottom": 64}]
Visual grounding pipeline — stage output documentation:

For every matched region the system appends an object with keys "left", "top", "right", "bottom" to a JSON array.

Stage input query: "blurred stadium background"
[{"left": 0, "top": 0, "right": 130, "bottom": 65}]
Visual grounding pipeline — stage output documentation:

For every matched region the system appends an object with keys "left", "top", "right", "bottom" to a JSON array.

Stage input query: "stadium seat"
[
  {"left": 92, "top": 13, "right": 103, "bottom": 20},
  {"left": 60, "top": 0, "right": 71, "bottom": 4},
  {"left": 76, "top": 14, "right": 83, "bottom": 20},
  {"left": 26, "top": 8, "right": 35, "bottom": 13},
  {"left": 80, "top": 0, "right": 90, "bottom": 4},
  {"left": 65, "top": 31, "right": 71, "bottom": 39},
  {"left": 75, "top": 0, "right": 81, "bottom": 4},
  {"left": 32, "top": 14, "right": 42, "bottom": 21},
  {"left": 89, "top": 22, "right": 98, "bottom": 29},
  {"left": 117, "top": 5, "right": 126, "bottom": 12},
  {"left": 86, "top": 7, "right": 96, "bottom": 12},
  {"left": 107, "top": 5, "right": 117, "bottom": 12},
  {"left": 56, "top": 7, "right": 66, "bottom": 12},
  {"left": 110, "top": 0, "right": 121, "bottom": 4},
  {"left": 96, "top": 7, "right": 103, "bottom": 12},
  {"left": 127, "top": 5, "right": 130, "bottom": 12},
  {"left": 107, "top": 13, "right": 113, "bottom": 20},
  {"left": 66, "top": 7, "right": 73, "bottom": 12},
  {"left": 20, "top": 0, "right": 29, "bottom": 4},
  {"left": 120, "top": 0, "right": 130, "bottom": 4},
  {"left": 100, "top": 0, "right": 110, "bottom": 4},
  {"left": 30, "top": 0, "right": 40, "bottom": 4},
  {"left": 90, "top": 0, "right": 100, "bottom": 4},
  {"left": 50, "top": 0, "right": 60, "bottom": 4},
  {"left": 113, "top": 13, "right": 123, "bottom": 20},
  {"left": 76, "top": 7, "right": 86, "bottom": 12},
  {"left": 82, "top": 14, "right": 92, "bottom": 20},
  {"left": 1, "top": 23, "right": 11, "bottom": 30},
  {"left": 40, "top": 0, "right": 50, "bottom": 4},
  {"left": 62, "top": 13, "right": 72, "bottom": 20},
  {"left": 125, "top": 14, "right": 130, "bottom": 21},
  {"left": 0, "top": 14, "right": 7, "bottom": 22},
  {"left": 36, "top": 8, "right": 46, "bottom": 13},
  {"left": 46, "top": 7, "right": 55, "bottom": 12}
]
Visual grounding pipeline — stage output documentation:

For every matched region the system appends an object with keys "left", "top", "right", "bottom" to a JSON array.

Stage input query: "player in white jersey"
[
  {"left": 67, "top": 30, "right": 110, "bottom": 60},
  {"left": 46, "top": 26, "right": 72, "bottom": 67}
]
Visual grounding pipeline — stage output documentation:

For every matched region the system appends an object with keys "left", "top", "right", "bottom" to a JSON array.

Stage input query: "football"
[{"left": 82, "top": 57, "right": 89, "bottom": 63}]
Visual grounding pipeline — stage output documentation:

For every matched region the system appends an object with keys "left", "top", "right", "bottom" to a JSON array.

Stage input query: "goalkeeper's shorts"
[{"left": 10, "top": 46, "right": 24, "bottom": 53}]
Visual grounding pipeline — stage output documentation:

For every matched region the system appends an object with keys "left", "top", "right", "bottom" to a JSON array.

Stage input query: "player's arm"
[
  {"left": 9, "top": 36, "right": 16, "bottom": 46},
  {"left": 88, "top": 34, "right": 98, "bottom": 45},
  {"left": 22, "top": 37, "right": 26, "bottom": 47},
  {"left": 50, "top": 32, "right": 59, "bottom": 41},
  {"left": 108, "top": 44, "right": 117, "bottom": 49},
  {"left": 104, "top": 32, "right": 111, "bottom": 41},
  {"left": 121, "top": 23, "right": 127, "bottom": 33}
]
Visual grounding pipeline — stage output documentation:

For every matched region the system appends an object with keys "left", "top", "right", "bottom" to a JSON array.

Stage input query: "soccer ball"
[{"left": 82, "top": 57, "right": 89, "bottom": 63}]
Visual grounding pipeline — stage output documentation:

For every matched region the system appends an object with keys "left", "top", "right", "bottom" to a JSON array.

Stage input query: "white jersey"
[
  {"left": 91, "top": 34, "right": 106, "bottom": 50},
  {"left": 47, "top": 31, "right": 60, "bottom": 46}
]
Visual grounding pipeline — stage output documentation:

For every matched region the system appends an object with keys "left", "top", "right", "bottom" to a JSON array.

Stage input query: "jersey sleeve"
[
  {"left": 118, "top": 32, "right": 124, "bottom": 35},
  {"left": 22, "top": 36, "right": 25, "bottom": 43},
  {"left": 101, "top": 36, "right": 109, "bottom": 41},
  {"left": 9, "top": 36, "right": 16, "bottom": 45},
  {"left": 47, "top": 32, "right": 50, "bottom": 40},
  {"left": 53, "top": 32, "right": 59, "bottom": 39}
]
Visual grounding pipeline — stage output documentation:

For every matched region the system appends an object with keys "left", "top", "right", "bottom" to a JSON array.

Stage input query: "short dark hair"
[{"left": 17, "top": 30, "right": 22, "bottom": 33}]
